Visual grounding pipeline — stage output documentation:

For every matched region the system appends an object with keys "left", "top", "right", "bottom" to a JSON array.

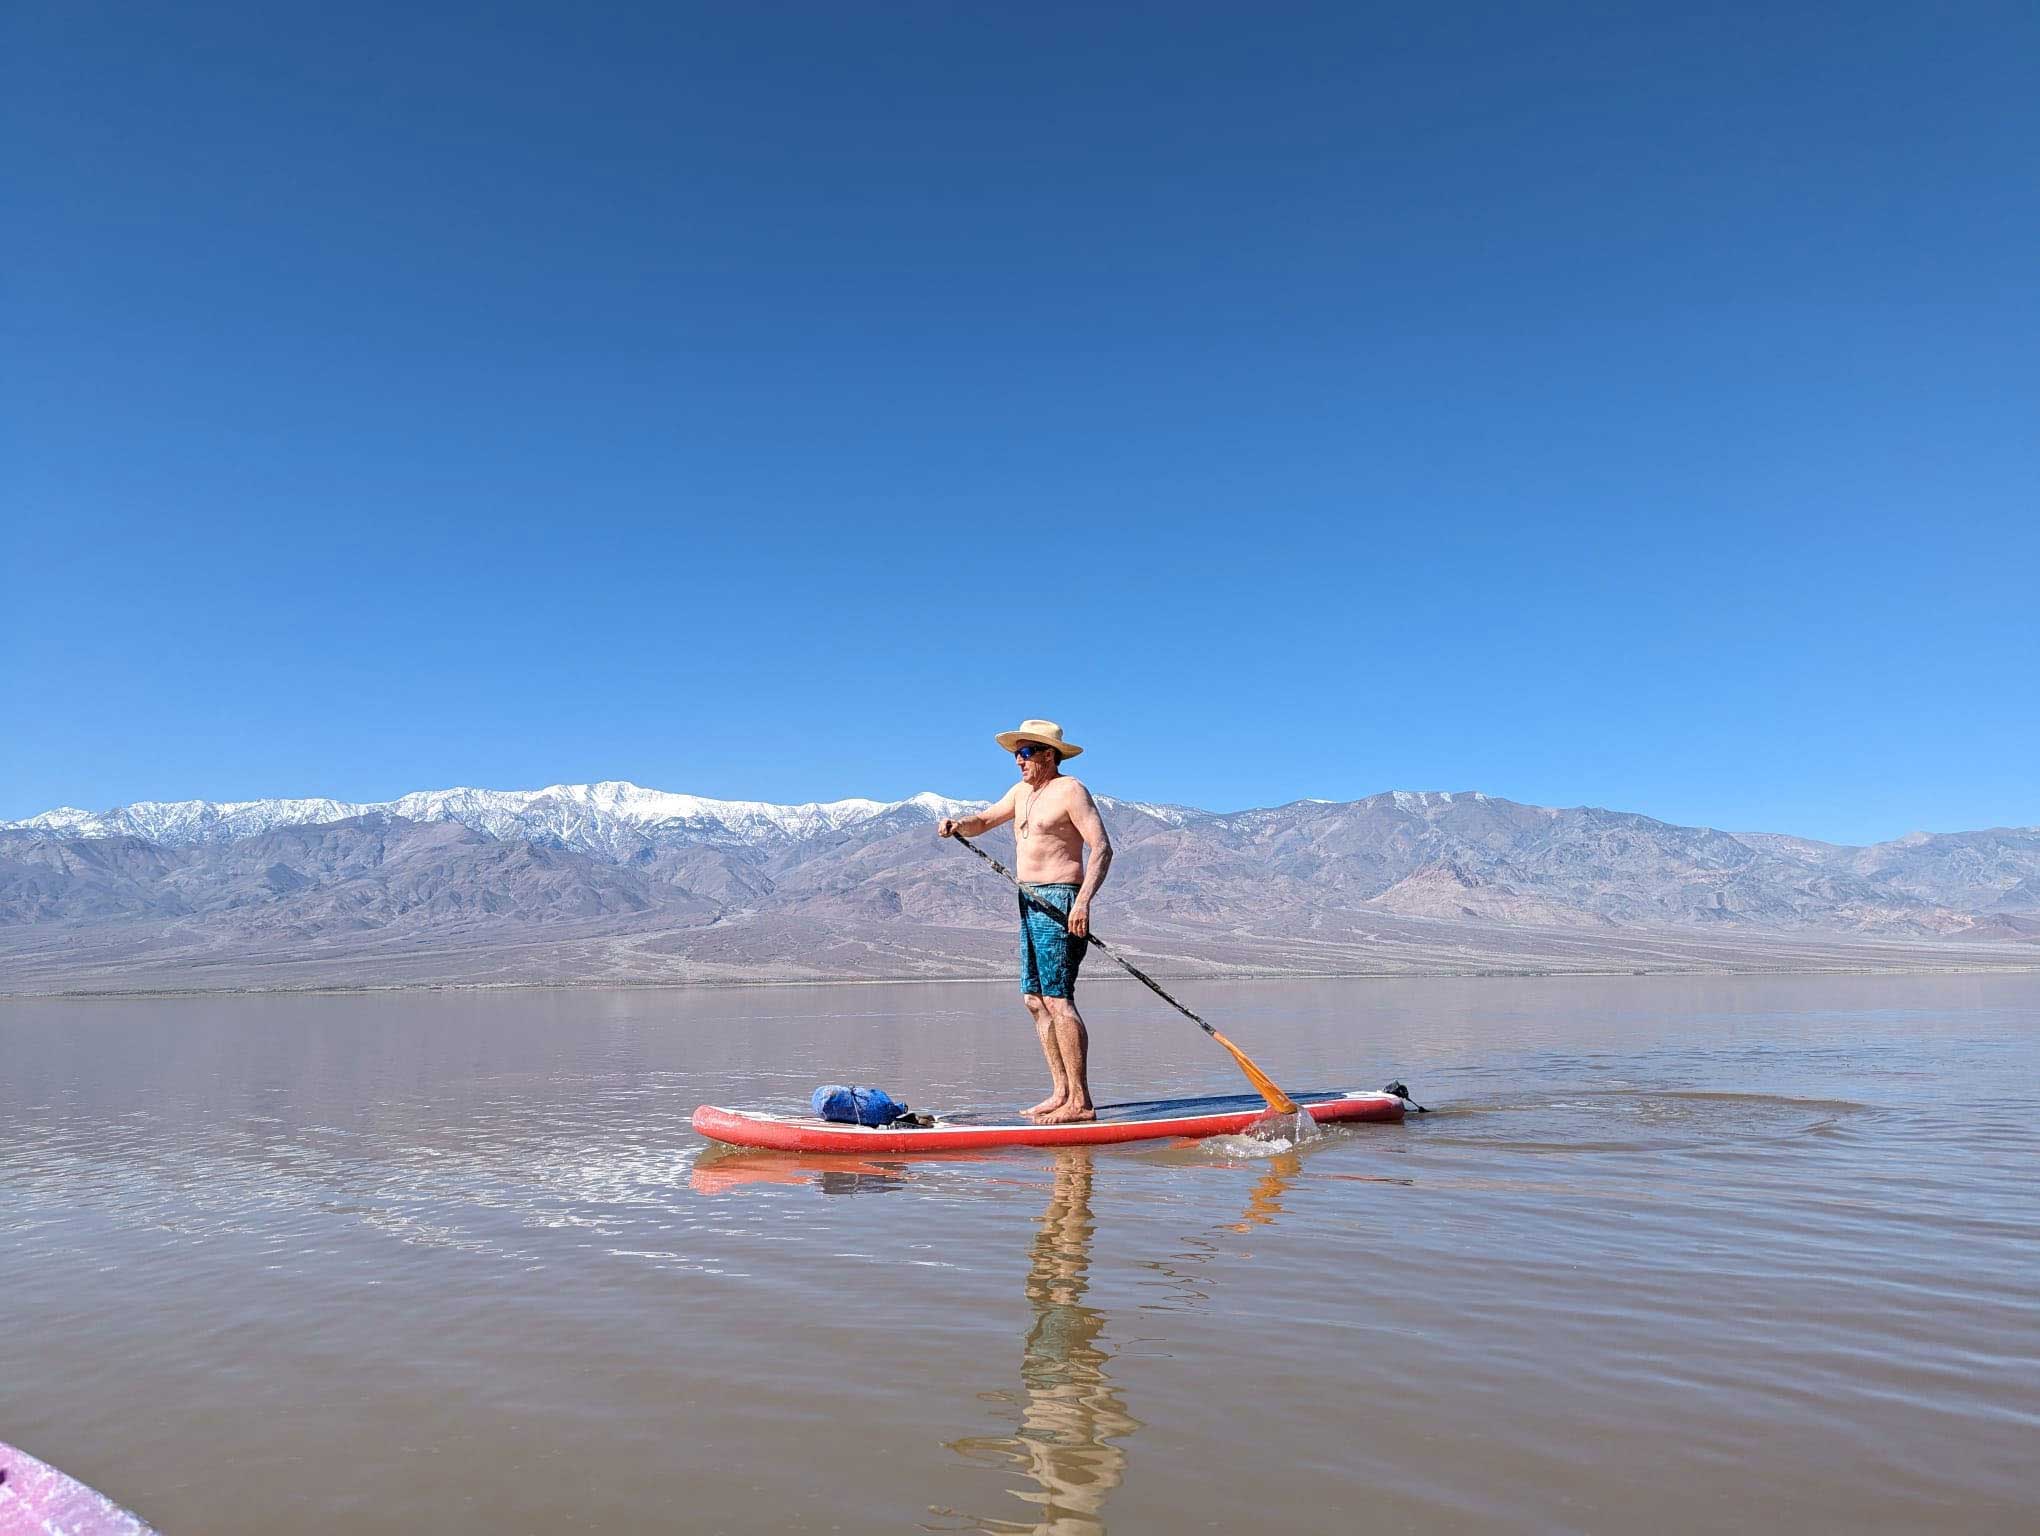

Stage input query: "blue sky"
[{"left": 6, "top": 2, "right": 2035, "bottom": 843}]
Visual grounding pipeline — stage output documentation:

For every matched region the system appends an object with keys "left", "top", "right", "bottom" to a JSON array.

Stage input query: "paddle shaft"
[{"left": 951, "top": 833, "right": 1300, "bottom": 1115}]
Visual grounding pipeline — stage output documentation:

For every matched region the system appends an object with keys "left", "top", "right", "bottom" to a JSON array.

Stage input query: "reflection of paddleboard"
[
  {"left": 690, "top": 1147, "right": 996, "bottom": 1195},
  {"left": 693, "top": 1087, "right": 1405, "bottom": 1154},
  {"left": 0, "top": 1439, "right": 157, "bottom": 1536}
]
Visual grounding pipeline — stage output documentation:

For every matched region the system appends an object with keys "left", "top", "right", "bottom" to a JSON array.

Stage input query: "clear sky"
[{"left": 6, "top": 2, "right": 2035, "bottom": 844}]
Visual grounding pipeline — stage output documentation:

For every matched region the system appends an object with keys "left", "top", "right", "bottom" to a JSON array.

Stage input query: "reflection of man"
[
  {"left": 938, "top": 720, "right": 1112, "bottom": 1124},
  {"left": 946, "top": 1151, "right": 1137, "bottom": 1535},
  {"left": 943, "top": 1151, "right": 1306, "bottom": 1535}
]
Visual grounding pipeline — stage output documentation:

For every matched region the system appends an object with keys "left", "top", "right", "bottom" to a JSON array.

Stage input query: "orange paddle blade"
[{"left": 1211, "top": 1028, "right": 1300, "bottom": 1115}]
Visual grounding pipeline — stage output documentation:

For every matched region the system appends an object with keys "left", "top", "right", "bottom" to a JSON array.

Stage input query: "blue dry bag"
[{"left": 810, "top": 1084, "right": 910, "bottom": 1126}]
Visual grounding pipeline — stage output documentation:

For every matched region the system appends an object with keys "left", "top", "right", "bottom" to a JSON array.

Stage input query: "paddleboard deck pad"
[{"left": 693, "top": 1087, "right": 1407, "bottom": 1153}]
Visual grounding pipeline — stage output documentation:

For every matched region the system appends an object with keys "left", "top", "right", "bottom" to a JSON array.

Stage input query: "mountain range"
[{"left": 2, "top": 781, "right": 2035, "bottom": 994}]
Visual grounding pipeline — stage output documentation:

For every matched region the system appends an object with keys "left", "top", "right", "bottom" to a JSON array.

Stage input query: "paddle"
[{"left": 950, "top": 833, "right": 1302, "bottom": 1118}]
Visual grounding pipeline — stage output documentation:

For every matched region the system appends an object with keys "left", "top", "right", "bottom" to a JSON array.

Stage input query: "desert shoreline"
[{"left": 8, "top": 956, "right": 2037, "bottom": 1002}]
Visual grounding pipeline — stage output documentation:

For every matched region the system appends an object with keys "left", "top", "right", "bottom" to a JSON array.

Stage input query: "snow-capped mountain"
[
  {"left": 4, "top": 783, "right": 2036, "bottom": 993},
  {"left": 5, "top": 781, "right": 983, "bottom": 857}
]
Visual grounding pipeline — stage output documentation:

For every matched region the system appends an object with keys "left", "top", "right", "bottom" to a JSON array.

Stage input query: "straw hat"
[{"left": 993, "top": 718, "right": 1084, "bottom": 759}]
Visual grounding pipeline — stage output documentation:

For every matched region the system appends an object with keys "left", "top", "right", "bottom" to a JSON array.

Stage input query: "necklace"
[{"left": 1019, "top": 783, "right": 1044, "bottom": 840}]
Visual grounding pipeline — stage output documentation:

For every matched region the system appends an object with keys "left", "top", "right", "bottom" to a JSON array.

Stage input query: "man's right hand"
[{"left": 938, "top": 819, "right": 958, "bottom": 839}]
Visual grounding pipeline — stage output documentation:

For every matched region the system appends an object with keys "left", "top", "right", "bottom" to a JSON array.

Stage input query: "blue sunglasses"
[{"left": 1014, "top": 743, "right": 1051, "bottom": 759}]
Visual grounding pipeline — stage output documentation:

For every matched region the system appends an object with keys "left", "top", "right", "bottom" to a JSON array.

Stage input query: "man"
[{"left": 938, "top": 719, "right": 1113, "bottom": 1123}]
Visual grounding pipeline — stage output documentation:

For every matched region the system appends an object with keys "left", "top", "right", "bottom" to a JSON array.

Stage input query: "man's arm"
[
  {"left": 938, "top": 785, "right": 1017, "bottom": 839},
  {"left": 1066, "top": 783, "right": 1112, "bottom": 938}
]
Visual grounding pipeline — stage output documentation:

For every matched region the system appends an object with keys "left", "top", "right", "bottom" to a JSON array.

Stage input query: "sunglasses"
[{"left": 1014, "top": 743, "right": 1052, "bottom": 759}]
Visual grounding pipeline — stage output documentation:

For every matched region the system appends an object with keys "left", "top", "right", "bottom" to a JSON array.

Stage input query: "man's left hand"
[{"left": 1068, "top": 901, "right": 1090, "bottom": 938}]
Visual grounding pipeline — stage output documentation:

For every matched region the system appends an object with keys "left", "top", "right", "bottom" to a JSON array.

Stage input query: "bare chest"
[{"left": 1017, "top": 783, "right": 1078, "bottom": 844}]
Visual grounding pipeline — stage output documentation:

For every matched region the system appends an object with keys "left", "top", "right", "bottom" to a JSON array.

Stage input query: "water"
[{"left": 2, "top": 974, "right": 2035, "bottom": 1532}]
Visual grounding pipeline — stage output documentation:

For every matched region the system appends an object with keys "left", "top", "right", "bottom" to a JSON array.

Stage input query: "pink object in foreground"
[
  {"left": 694, "top": 1087, "right": 1407, "bottom": 1153},
  {"left": 0, "top": 1442, "right": 157, "bottom": 1536}
]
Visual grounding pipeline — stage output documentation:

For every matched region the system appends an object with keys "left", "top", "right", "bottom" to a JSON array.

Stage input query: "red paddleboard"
[
  {"left": 0, "top": 1441, "right": 156, "bottom": 1536},
  {"left": 693, "top": 1087, "right": 1406, "bottom": 1154}
]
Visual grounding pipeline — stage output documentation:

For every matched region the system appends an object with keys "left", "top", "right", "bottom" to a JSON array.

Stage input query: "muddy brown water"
[{"left": 2, "top": 973, "right": 2035, "bottom": 1533}]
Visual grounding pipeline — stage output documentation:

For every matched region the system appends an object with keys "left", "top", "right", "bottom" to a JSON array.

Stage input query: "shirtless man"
[{"left": 938, "top": 719, "right": 1113, "bottom": 1123}]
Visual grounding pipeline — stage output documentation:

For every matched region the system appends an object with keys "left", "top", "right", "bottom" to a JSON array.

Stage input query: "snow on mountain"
[
  {"left": 1102, "top": 798, "right": 1210, "bottom": 828},
  {"left": 4, "top": 782, "right": 982, "bottom": 856},
  {"left": 12, "top": 797, "right": 367, "bottom": 847}
]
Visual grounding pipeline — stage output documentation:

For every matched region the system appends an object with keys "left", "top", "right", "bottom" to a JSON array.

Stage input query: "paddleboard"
[
  {"left": 692, "top": 1086, "right": 1406, "bottom": 1154},
  {"left": 0, "top": 1440, "right": 157, "bottom": 1536}
]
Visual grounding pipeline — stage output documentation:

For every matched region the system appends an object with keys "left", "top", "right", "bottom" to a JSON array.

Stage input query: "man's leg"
[
  {"left": 1023, "top": 993, "right": 1070, "bottom": 1117},
  {"left": 1035, "top": 995, "right": 1094, "bottom": 1123}
]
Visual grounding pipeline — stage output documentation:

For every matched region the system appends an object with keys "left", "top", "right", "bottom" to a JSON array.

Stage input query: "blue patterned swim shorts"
[{"left": 1018, "top": 883, "right": 1086, "bottom": 999}]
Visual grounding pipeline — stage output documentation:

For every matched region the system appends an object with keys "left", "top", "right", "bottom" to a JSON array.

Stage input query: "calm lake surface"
[{"left": 3, "top": 974, "right": 2035, "bottom": 1533}]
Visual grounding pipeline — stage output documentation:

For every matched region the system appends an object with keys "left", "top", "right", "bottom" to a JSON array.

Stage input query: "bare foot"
[
  {"left": 1037, "top": 1102, "right": 1096, "bottom": 1125},
  {"left": 1024, "top": 1094, "right": 1064, "bottom": 1118}
]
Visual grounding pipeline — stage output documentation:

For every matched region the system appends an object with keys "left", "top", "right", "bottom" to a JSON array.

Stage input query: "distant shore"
[{"left": 7, "top": 958, "right": 2036, "bottom": 1002}]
